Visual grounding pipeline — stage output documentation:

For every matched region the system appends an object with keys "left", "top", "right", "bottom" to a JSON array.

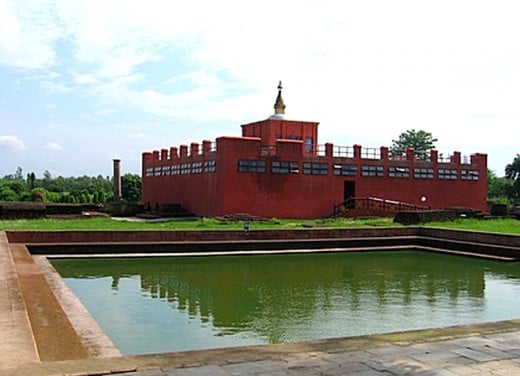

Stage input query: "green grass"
[
  {"left": 428, "top": 218, "right": 520, "bottom": 234},
  {"left": 0, "top": 216, "right": 396, "bottom": 231},
  {"left": 1, "top": 216, "right": 519, "bottom": 234}
]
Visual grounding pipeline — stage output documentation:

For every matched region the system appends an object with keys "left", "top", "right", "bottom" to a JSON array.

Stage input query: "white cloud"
[
  {"left": 0, "top": 0, "right": 62, "bottom": 69},
  {"left": 45, "top": 142, "right": 63, "bottom": 151},
  {"left": 1, "top": 0, "right": 519, "bottom": 176},
  {"left": 0, "top": 135, "right": 26, "bottom": 151}
]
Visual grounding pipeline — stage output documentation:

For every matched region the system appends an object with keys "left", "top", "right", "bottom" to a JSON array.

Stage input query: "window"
[
  {"left": 286, "top": 135, "right": 301, "bottom": 140},
  {"left": 303, "top": 162, "right": 328, "bottom": 175},
  {"left": 361, "top": 165, "right": 384, "bottom": 177},
  {"left": 272, "top": 161, "right": 299, "bottom": 174},
  {"left": 438, "top": 168, "right": 457, "bottom": 180},
  {"left": 204, "top": 160, "right": 216, "bottom": 173},
  {"left": 154, "top": 167, "right": 162, "bottom": 177},
  {"left": 192, "top": 162, "right": 202, "bottom": 174},
  {"left": 333, "top": 164, "right": 357, "bottom": 176},
  {"left": 238, "top": 159, "right": 266, "bottom": 173},
  {"left": 414, "top": 167, "right": 434, "bottom": 179},
  {"left": 162, "top": 166, "right": 170, "bottom": 176},
  {"left": 388, "top": 166, "right": 409, "bottom": 178},
  {"left": 180, "top": 163, "right": 191, "bottom": 174},
  {"left": 461, "top": 170, "right": 479, "bottom": 180},
  {"left": 145, "top": 167, "right": 153, "bottom": 177},
  {"left": 171, "top": 165, "right": 180, "bottom": 175},
  {"left": 305, "top": 137, "right": 313, "bottom": 152}
]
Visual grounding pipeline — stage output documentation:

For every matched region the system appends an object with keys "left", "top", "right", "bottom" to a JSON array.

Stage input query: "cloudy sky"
[{"left": 1, "top": 0, "right": 518, "bottom": 178}]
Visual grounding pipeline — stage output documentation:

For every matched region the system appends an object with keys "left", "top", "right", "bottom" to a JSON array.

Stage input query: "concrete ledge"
[
  {"left": 7, "top": 227, "right": 519, "bottom": 261},
  {"left": 9, "top": 244, "right": 90, "bottom": 362},
  {"left": 0, "top": 232, "right": 39, "bottom": 371}
]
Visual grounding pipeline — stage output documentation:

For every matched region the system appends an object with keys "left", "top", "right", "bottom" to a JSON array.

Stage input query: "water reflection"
[{"left": 52, "top": 251, "right": 520, "bottom": 351}]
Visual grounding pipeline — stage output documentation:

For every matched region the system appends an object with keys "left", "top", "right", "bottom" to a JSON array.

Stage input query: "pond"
[{"left": 51, "top": 251, "right": 520, "bottom": 355}]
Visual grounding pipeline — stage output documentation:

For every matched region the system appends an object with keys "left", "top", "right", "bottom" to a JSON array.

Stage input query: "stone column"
[{"left": 113, "top": 159, "right": 122, "bottom": 204}]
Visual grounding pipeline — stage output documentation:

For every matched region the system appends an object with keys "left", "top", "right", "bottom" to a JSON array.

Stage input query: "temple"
[{"left": 142, "top": 83, "right": 487, "bottom": 218}]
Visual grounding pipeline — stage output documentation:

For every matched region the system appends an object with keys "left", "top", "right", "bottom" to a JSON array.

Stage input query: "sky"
[{"left": 1, "top": 0, "right": 519, "bottom": 179}]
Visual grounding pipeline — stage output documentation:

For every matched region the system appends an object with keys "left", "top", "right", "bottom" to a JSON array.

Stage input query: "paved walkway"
[
  {"left": 7, "top": 327, "right": 520, "bottom": 375},
  {"left": 135, "top": 331, "right": 520, "bottom": 375},
  {"left": 0, "top": 232, "right": 40, "bottom": 370}
]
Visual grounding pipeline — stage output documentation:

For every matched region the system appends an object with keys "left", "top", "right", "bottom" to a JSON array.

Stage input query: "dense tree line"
[{"left": 0, "top": 168, "right": 141, "bottom": 204}]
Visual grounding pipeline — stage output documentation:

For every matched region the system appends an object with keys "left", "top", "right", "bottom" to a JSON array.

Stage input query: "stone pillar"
[{"left": 113, "top": 159, "right": 122, "bottom": 204}]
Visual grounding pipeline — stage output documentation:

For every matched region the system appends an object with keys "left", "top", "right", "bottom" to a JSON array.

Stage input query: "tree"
[
  {"left": 505, "top": 154, "right": 520, "bottom": 203},
  {"left": 505, "top": 154, "right": 520, "bottom": 180},
  {"left": 488, "top": 169, "right": 513, "bottom": 204},
  {"left": 121, "top": 174, "right": 142, "bottom": 202},
  {"left": 27, "top": 172, "right": 36, "bottom": 190},
  {"left": 390, "top": 129, "right": 438, "bottom": 161},
  {"left": 0, "top": 187, "right": 18, "bottom": 201},
  {"left": 14, "top": 166, "right": 23, "bottom": 180}
]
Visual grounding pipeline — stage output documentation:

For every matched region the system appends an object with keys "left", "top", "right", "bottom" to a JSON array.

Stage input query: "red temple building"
[{"left": 142, "top": 83, "right": 487, "bottom": 218}]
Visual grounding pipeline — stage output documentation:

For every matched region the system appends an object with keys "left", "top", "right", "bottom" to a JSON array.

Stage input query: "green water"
[{"left": 51, "top": 251, "right": 520, "bottom": 355}]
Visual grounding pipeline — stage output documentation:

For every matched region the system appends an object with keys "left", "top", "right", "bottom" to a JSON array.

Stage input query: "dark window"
[
  {"left": 461, "top": 170, "right": 479, "bottom": 180},
  {"left": 333, "top": 164, "right": 357, "bottom": 176},
  {"left": 192, "top": 162, "right": 203, "bottom": 174},
  {"left": 154, "top": 167, "right": 162, "bottom": 177},
  {"left": 361, "top": 165, "right": 384, "bottom": 177},
  {"left": 162, "top": 166, "right": 171, "bottom": 176},
  {"left": 145, "top": 167, "right": 153, "bottom": 177},
  {"left": 303, "top": 162, "right": 328, "bottom": 175},
  {"left": 180, "top": 163, "right": 191, "bottom": 174},
  {"left": 438, "top": 168, "right": 457, "bottom": 180},
  {"left": 272, "top": 161, "right": 299, "bottom": 174},
  {"left": 388, "top": 166, "right": 409, "bottom": 178},
  {"left": 238, "top": 159, "right": 266, "bottom": 173},
  {"left": 204, "top": 160, "right": 216, "bottom": 173},
  {"left": 414, "top": 167, "right": 434, "bottom": 179},
  {"left": 171, "top": 165, "right": 180, "bottom": 175}
]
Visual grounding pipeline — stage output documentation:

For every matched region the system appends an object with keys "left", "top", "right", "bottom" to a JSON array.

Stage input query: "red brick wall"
[
  {"left": 142, "top": 138, "right": 487, "bottom": 218},
  {"left": 241, "top": 118, "right": 318, "bottom": 151}
]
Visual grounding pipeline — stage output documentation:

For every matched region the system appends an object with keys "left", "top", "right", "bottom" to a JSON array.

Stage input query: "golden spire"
[{"left": 273, "top": 80, "right": 286, "bottom": 115}]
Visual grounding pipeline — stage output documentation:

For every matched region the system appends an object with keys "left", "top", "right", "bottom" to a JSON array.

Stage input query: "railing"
[
  {"left": 333, "top": 146, "right": 354, "bottom": 158},
  {"left": 361, "top": 147, "right": 380, "bottom": 160},
  {"left": 314, "top": 144, "right": 327, "bottom": 156},
  {"left": 332, "top": 197, "right": 430, "bottom": 217},
  {"left": 437, "top": 154, "right": 452, "bottom": 163}
]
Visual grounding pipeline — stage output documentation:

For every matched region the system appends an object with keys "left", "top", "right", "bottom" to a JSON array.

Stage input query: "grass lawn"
[
  {"left": 0, "top": 216, "right": 395, "bottom": 231},
  {"left": 1, "top": 216, "right": 519, "bottom": 234},
  {"left": 427, "top": 218, "right": 520, "bottom": 235}
]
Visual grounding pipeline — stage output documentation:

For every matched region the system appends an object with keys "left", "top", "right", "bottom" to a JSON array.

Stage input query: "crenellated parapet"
[{"left": 142, "top": 140, "right": 217, "bottom": 177}]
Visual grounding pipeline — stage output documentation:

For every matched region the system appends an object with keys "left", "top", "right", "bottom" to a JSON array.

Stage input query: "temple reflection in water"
[{"left": 53, "top": 251, "right": 520, "bottom": 345}]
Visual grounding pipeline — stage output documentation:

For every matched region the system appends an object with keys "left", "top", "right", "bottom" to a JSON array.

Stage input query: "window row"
[
  {"left": 146, "top": 162, "right": 477, "bottom": 181},
  {"left": 236, "top": 160, "right": 480, "bottom": 180},
  {"left": 145, "top": 160, "right": 216, "bottom": 176}
]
